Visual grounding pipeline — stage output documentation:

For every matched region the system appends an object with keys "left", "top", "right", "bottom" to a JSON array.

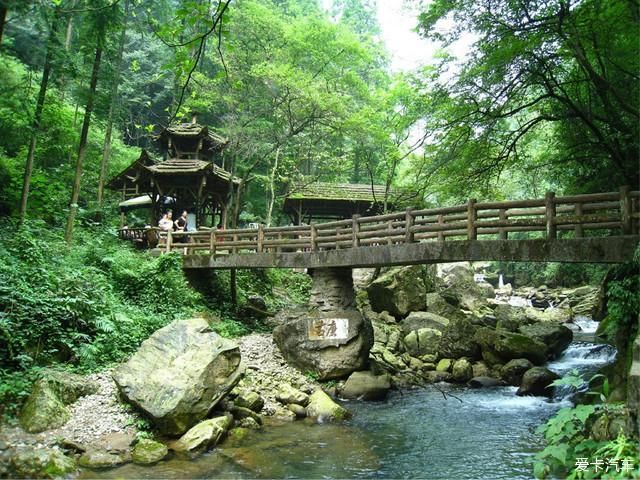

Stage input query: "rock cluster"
[{"left": 359, "top": 262, "right": 578, "bottom": 397}]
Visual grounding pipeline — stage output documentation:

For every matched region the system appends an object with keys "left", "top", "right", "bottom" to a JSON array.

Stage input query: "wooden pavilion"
[
  {"left": 108, "top": 122, "right": 238, "bottom": 229},
  {"left": 283, "top": 182, "right": 395, "bottom": 224}
]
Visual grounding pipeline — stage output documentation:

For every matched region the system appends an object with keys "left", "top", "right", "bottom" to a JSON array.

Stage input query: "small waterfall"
[
  {"left": 548, "top": 342, "right": 617, "bottom": 376},
  {"left": 498, "top": 274, "right": 505, "bottom": 289}
]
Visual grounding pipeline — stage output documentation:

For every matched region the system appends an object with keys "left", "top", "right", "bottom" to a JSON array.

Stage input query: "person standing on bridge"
[
  {"left": 158, "top": 211, "right": 173, "bottom": 231},
  {"left": 175, "top": 210, "right": 188, "bottom": 232}
]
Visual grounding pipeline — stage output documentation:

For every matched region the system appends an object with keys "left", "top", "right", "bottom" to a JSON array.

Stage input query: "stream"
[{"left": 81, "top": 318, "right": 615, "bottom": 480}]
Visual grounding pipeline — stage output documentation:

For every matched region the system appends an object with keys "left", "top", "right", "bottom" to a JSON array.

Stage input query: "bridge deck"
[{"left": 135, "top": 187, "right": 639, "bottom": 268}]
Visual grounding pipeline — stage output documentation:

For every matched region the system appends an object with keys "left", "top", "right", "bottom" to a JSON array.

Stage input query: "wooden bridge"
[{"left": 122, "top": 187, "right": 640, "bottom": 268}]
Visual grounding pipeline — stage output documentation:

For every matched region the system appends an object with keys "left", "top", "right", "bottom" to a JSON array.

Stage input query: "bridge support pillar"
[{"left": 308, "top": 267, "right": 356, "bottom": 312}]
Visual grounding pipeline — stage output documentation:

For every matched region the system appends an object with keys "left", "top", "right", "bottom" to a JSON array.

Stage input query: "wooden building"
[
  {"left": 283, "top": 182, "right": 395, "bottom": 224},
  {"left": 108, "top": 123, "right": 238, "bottom": 228}
]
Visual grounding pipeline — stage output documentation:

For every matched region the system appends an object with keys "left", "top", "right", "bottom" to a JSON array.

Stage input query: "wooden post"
[
  {"left": 277, "top": 232, "right": 282, "bottom": 253},
  {"left": 166, "top": 230, "right": 172, "bottom": 253},
  {"left": 233, "top": 232, "right": 238, "bottom": 254},
  {"left": 467, "top": 199, "right": 477, "bottom": 240},
  {"left": 437, "top": 215, "right": 445, "bottom": 242},
  {"left": 335, "top": 226, "right": 341, "bottom": 250},
  {"left": 310, "top": 224, "right": 317, "bottom": 251},
  {"left": 498, "top": 209, "right": 507, "bottom": 240},
  {"left": 545, "top": 191, "right": 557, "bottom": 239},
  {"left": 405, "top": 208, "right": 415, "bottom": 244},
  {"left": 620, "top": 185, "right": 632, "bottom": 234},
  {"left": 352, "top": 214, "right": 360, "bottom": 248},
  {"left": 210, "top": 230, "right": 216, "bottom": 257},
  {"left": 574, "top": 203, "right": 584, "bottom": 238},
  {"left": 257, "top": 224, "right": 264, "bottom": 253}
]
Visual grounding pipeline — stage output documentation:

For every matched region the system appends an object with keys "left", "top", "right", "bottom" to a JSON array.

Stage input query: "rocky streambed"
[{"left": 0, "top": 262, "right": 625, "bottom": 479}]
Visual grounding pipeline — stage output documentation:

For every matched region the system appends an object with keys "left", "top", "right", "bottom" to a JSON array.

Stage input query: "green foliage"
[{"left": 493, "top": 261, "right": 609, "bottom": 288}]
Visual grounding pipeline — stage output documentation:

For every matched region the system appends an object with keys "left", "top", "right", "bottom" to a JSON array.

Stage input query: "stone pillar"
[{"left": 308, "top": 267, "right": 356, "bottom": 312}]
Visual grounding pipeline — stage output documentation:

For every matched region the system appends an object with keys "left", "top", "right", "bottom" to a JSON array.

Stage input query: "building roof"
[
  {"left": 157, "top": 123, "right": 228, "bottom": 151},
  {"left": 286, "top": 182, "right": 389, "bottom": 203}
]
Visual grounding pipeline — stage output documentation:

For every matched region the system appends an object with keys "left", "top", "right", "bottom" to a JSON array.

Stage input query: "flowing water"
[{"left": 81, "top": 319, "right": 615, "bottom": 480}]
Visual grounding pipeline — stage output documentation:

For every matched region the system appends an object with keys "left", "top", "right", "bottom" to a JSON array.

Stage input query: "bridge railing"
[{"left": 162, "top": 186, "right": 639, "bottom": 256}]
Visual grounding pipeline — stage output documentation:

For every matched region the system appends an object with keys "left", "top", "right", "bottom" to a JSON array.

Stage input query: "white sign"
[{"left": 308, "top": 318, "right": 349, "bottom": 340}]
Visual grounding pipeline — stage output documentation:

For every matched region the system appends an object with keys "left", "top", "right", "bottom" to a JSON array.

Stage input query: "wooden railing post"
[
  {"left": 387, "top": 220, "right": 393, "bottom": 245},
  {"left": 437, "top": 215, "right": 445, "bottom": 242},
  {"left": 257, "top": 224, "right": 264, "bottom": 253},
  {"left": 498, "top": 209, "right": 507, "bottom": 240},
  {"left": 574, "top": 203, "right": 584, "bottom": 238},
  {"left": 166, "top": 231, "right": 172, "bottom": 253},
  {"left": 310, "top": 223, "right": 317, "bottom": 251},
  {"left": 545, "top": 191, "right": 557, "bottom": 239},
  {"left": 210, "top": 230, "right": 216, "bottom": 257},
  {"left": 352, "top": 215, "right": 360, "bottom": 248},
  {"left": 620, "top": 185, "right": 632, "bottom": 234},
  {"left": 233, "top": 232, "right": 238, "bottom": 254},
  {"left": 467, "top": 199, "right": 477, "bottom": 240},
  {"left": 405, "top": 208, "right": 414, "bottom": 244}
]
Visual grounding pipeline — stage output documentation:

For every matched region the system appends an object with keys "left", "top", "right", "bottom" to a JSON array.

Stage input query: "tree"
[
  {"left": 64, "top": 1, "right": 116, "bottom": 244},
  {"left": 96, "top": 0, "right": 129, "bottom": 206},
  {"left": 18, "top": 5, "right": 61, "bottom": 226},
  {"left": 413, "top": 0, "right": 639, "bottom": 196}
]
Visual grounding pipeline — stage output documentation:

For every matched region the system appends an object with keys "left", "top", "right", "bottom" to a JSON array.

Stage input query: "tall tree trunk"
[
  {"left": 0, "top": 7, "right": 7, "bottom": 46},
  {"left": 265, "top": 147, "right": 280, "bottom": 227},
  {"left": 64, "top": 44, "right": 102, "bottom": 244},
  {"left": 18, "top": 8, "right": 61, "bottom": 226},
  {"left": 97, "top": 0, "right": 129, "bottom": 205},
  {"left": 58, "top": 9, "right": 75, "bottom": 102}
]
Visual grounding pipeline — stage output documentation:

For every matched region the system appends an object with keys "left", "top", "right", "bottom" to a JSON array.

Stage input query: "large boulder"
[
  {"left": 366, "top": 266, "right": 433, "bottom": 318},
  {"left": 403, "top": 328, "right": 442, "bottom": 357},
  {"left": 273, "top": 309, "right": 373, "bottom": 380},
  {"left": 494, "top": 331, "right": 547, "bottom": 365},
  {"left": 20, "top": 370, "right": 98, "bottom": 433},
  {"left": 500, "top": 358, "right": 534, "bottom": 386},
  {"left": 400, "top": 311, "right": 450, "bottom": 335},
  {"left": 451, "top": 358, "right": 473, "bottom": 383},
  {"left": 437, "top": 264, "right": 488, "bottom": 311},
  {"left": 275, "top": 384, "right": 309, "bottom": 406},
  {"left": 171, "top": 415, "right": 232, "bottom": 458},
  {"left": 113, "top": 318, "right": 244, "bottom": 436},
  {"left": 437, "top": 318, "right": 480, "bottom": 359},
  {"left": 340, "top": 371, "right": 391, "bottom": 401},
  {"left": 305, "top": 389, "right": 351, "bottom": 422},
  {"left": 494, "top": 304, "right": 530, "bottom": 332},
  {"left": 8, "top": 447, "right": 76, "bottom": 479},
  {"left": 425, "top": 293, "right": 465, "bottom": 321},
  {"left": 516, "top": 367, "right": 559, "bottom": 397},
  {"left": 518, "top": 322, "right": 573, "bottom": 359}
]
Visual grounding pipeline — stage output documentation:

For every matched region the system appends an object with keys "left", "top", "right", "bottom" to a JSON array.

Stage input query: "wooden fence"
[{"left": 118, "top": 187, "right": 639, "bottom": 257}]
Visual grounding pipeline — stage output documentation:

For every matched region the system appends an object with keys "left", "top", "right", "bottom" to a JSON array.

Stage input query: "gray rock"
[
  {"left": 366, "top": 266, "right": 432, "bottom": 318},
  {"left": 273, "top": 309, "right": 373, "bottom": 381},
  {"left": 451, "top": 358, "right": 473, "bottom": 383},
  {"left": 306, "top": 389, "right": 351, "bottom": 422},
  {"left": 437, "top": 318, "right": 480, "bottom": 359},
  {"left": 518, "top": 322, "right": 573, "bottom": 359},
  {"left": 171, "top": 415, "right": 232, "bottom": 458},
  {"left": 235, "top": 391, "right": 264, "bottom": 413},
  {"left": 403, "top": 328, "right": 442, "bottom": 357},
  {"left": 276, "top": 384, "right": 310, "bottom": 406},
  {"left": 426, "top": 293, "right": 465, "bottom": 321},
  {"left": 340, "top": 371, "right": 391, "bottom": 401},
  {"left": 9, "top": 447, "right": 77, "bottom": 479},
  {"left": 113, "top": 318, "right": 244, "bottom": 435},
  {"left": 78, "top": 450, "right": 128, "bottom": 469},
  {"left": 131, "top": 440, "right": 168, "bottom": 465},
  {"left": 401, "top": 311, "right": 450, "bottom": 335},
  {"left": 424, "top": 370, "right": 453, "bottom": 383},
  {"left": 20, "top": 370, "right": 98, "bottom": 433},
  {"left": 501, "top": 358, "right": 534, "bottom": 386},
  {"left": 287, "top": 403, "right": 307, "bottom": 418},
  {"left": 516, "top": 367, "right": 559, "bottom": 397}
]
